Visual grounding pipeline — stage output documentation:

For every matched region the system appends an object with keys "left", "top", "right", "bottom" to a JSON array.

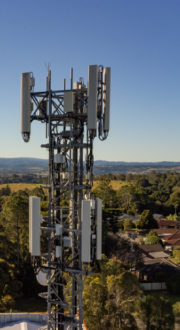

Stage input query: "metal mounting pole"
[{"left": 48, "top": 69, "right": 52, "bottom": 330}]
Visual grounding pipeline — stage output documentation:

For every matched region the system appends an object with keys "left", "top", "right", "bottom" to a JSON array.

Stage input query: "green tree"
[
  {"left": 29, "top": 186, "right": 45, "bottom": 199},
  {"left": 173, "top": 301, "right": 180, "bottom": 316},
  {"left": 172, "top": 248, "right": 180, "bottom": 262},
  {"left": 136, "top": 210, "right": 158, "bottom": 229},
  {"left": 168, "top": 191, "right": 180, "bottom": 214},
  {"left": 124, "top": 218, "right": 133, "bottom": 230},
  {"left": 116, "top": 173, "right": 126, "bottom": 181},
  {"left": 145, "top": 236, "right": 161, "bottom": 245},
  {"left": 83, "top": 256, "right": 141, "bottom": 330},
  {"left": 145, "top": 231, "right": 162, "bottom": 245},
  {"left": 0, "top": 193, "right": 29, "bottom": 267},
  {"left": 0, "top": 185, "right": 11, "bottom": 197},
  {"left": 136, "top": 175, "right": 149, "bottom": 188},
  {"left": 126, "top": 173, "right": 134, "bottom": 182},
  {"left": 93, "top": 179, "right": 117, "bottom": 208},
  {"left": 167, "top": 214, "right": 178, "bottom": 220},
  {"left": 166, "top": 274, "right": 180, "bottom": 294},
  {"left": 116, "top": 186, "right": 135, "bottom": 211},
  {"left": 0, "top": 259, "right": 23, "bottom": 312},
  {"left": 136, "top": 295, "right": 174, "bottom": 330},
  {"left": 150, "top": 191, "right": 169, "bottom": 205},
  {"left": 0, "top": 224, "right": 16, "bottom": 262}
]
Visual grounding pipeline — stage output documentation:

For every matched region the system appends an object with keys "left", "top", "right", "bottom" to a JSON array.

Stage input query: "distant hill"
[
  {"left": 94, "top": 160, "right": 180, "bottom": 166},
  {"left": 0, "top": 158, "right": 48, "bottom": 173},
  {"left": 1, "top": 157, "right": 180, "bottom": 175}
]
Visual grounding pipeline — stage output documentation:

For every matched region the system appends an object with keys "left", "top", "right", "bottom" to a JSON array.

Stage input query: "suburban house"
[
  {"left": 158, "top": 220, "right": 180, "bottom": 229},
  {"left": 138, "top": 244, "right": 169, "bottom": 261},
  {"left": 161, "top": 230, "right": 180, "bottom": 250},
  {"left": 134, "top": 258, "right": 180, "bottom": 283},
  {"left": 137, "top": 228, "right": 180, "bottom": 250},
  {"left": 118, "top": 213, "right": 141, "bottom": 226},
  {"left": 153, "top": 214, "right": 166, "bottom": 223}
]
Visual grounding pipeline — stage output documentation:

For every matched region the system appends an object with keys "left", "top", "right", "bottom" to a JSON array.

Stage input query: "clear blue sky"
[{"left": 0, "top": 0, "right": 180, "bottom": 162}]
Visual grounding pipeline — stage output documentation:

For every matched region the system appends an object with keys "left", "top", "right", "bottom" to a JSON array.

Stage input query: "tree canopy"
[
  {"left": 136, "top": 210, "right": 158, "bottom": 229},
  {"left": 145, "top": 231, "right": 162, "bottom": 245},
  {"left": 83, "top": 255, "right": 142, "bottom": 330},
  {"left": 136, "top": 295, "right": 174, "bottom": 330}
]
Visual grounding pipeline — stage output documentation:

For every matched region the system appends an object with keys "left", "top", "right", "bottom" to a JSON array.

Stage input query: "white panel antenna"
[
  {"left": 96, "top": 198, "right": 102, "bottom": 260},
  {"left": 64, "top": 91, "right": 74, "bottom": 112},
  {"left": 103, "top": 67, "right": 111, "bottom": 131},
  {"left": 29, "top": 196, "right": 41, "bottom": 256},
  {"left": 87, "top": 65, "right": 98, "bottom": 131},
  {"left": 20, "top": 72, "right": 32, "bottom": 142},
  {"left": 81, "top": 200, "right": 91, "bottom": 262}
]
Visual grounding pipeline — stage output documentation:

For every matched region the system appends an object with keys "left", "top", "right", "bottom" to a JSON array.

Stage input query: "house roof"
[
  {"left": 159, "top": 220, "right": 179, "bottom": 227},
  {"left": 173, "top": 240, "right": 180, "bottom": 247},
  {"left": 137, "top": 258, "right": 180, "bottom": 277},
  {"left": 153, "top": 214, "right": 166, "bottom": 220},
  {"left": 155, "top": 229, "right": 180, "bottom": 234},
  {"left": 161, "top": 234, "right": 174, "bottom": 240},
  {"left": 137, "top": 229, "right": 179, "bottom": 236},
  {"left": 118, "top": 214, "right": 141, "bottom": 224},
  {"left": 1, "top": 321, "right": 43, "bottom": 330},
  {"left": 149, "top": 252, "right": 169, "bottom": 259},
  {"left": 165, "top": 239, "right": 180, "bottom": 246},
  {"left": 139, "top": 244, "right": 164, "bottom": 253},
  {"left": 164, "top": 231, "right": 180, "bottom": 241}
]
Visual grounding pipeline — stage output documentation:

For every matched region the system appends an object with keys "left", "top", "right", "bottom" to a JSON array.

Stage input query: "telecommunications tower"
[{"left": 20, "top": 65, "right": 111, "bottom": 330}]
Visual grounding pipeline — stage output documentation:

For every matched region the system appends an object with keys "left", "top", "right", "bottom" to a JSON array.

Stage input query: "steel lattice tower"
[{"left": 20, "top": 65, "right": 111, "bottom": 330}]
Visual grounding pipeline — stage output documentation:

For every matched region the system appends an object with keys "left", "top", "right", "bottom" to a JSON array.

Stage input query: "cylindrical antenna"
[
  {"left": 70, "top": 68, "right": 73, "bottom": 90},
  {"left": 45, "top": 76, "right": 49, "bottom": 139},
  {"left": 64, "top": 78, "right": 66, "bottom": 90},
  {"left": 46, "top": 76, "right": 48, "bottom": 91},
  {"left": 48, "top": 70, "right": 51, "bottom": 90}
]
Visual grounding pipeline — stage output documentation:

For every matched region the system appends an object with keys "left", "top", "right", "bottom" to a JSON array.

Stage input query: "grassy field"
[
  {"left": 92, "top": 180, "right": 128, "bottom": 191},
  {"left": 0, "top": 181, "right": 128, "bottom": 193},
  {"left": 0, "top": 183, "right": 41, "bottom": 193}
]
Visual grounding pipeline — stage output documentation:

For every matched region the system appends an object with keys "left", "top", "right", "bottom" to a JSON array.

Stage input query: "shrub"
[
  {"left": 166, "top": 274, "right": 180, "bottom": 294},
  {"left": 173, "top": 301, "right": 180, "bottom": 316}
]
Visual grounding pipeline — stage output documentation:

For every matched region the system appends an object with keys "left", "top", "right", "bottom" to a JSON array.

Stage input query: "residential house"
[
  {"left": 161, "top": 230, "right": 180, "bottom": 250},
  {"left": 153, "top": 214, "right": 166, "bottom": 222},
  {"left": 138, "top": 244, "right": 169, "bottom": 261},
  {"left": 136, "top": 228, "right": 180, "bottom": 250},
  {"left": 135, "top": 258, "right": 180, "bottom": 283},
  {"left": 158, "top": 220, "right": 180, "bottom": 229},
  {"left": 118, "top": 213, "right": 141, "bottom": 226}
]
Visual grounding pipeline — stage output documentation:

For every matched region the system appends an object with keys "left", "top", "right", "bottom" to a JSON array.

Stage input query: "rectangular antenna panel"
[
  {"left": 64, "top": 91, "right": 74, "bottom": 113},
  {"left": 87, "top": 65, "right": 98, "bottom": 131},
  {"left": 20, "top": 72, "right": 31, "bottom": 134},
  {"left": 81, "top": 200, "right": 91, "bottom": 262},
  {"left": 56, "top": 224, "right": 63, "bottom": 236},
  {"left": 96, "top": 198, "right": 102, "bottom": 260},
  {"left": 56, "top": 246, "right": 62, "bottom": 258},
  {"left": 103, "top": 67, "right": 111, "bottom": 131},
  {"left": 63, "top": 236, "right": 71, "bottom": 247},
  {"left": 54, "top": 154, "right": 65, "bottom": 164},
  {"left": 29, "top": 196, "right": 40, "bottom": 256}
]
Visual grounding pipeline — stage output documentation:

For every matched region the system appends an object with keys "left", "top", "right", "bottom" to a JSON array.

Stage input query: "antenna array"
[{"left": 20, "top": 65, "right": 111, "bottom": 330}]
